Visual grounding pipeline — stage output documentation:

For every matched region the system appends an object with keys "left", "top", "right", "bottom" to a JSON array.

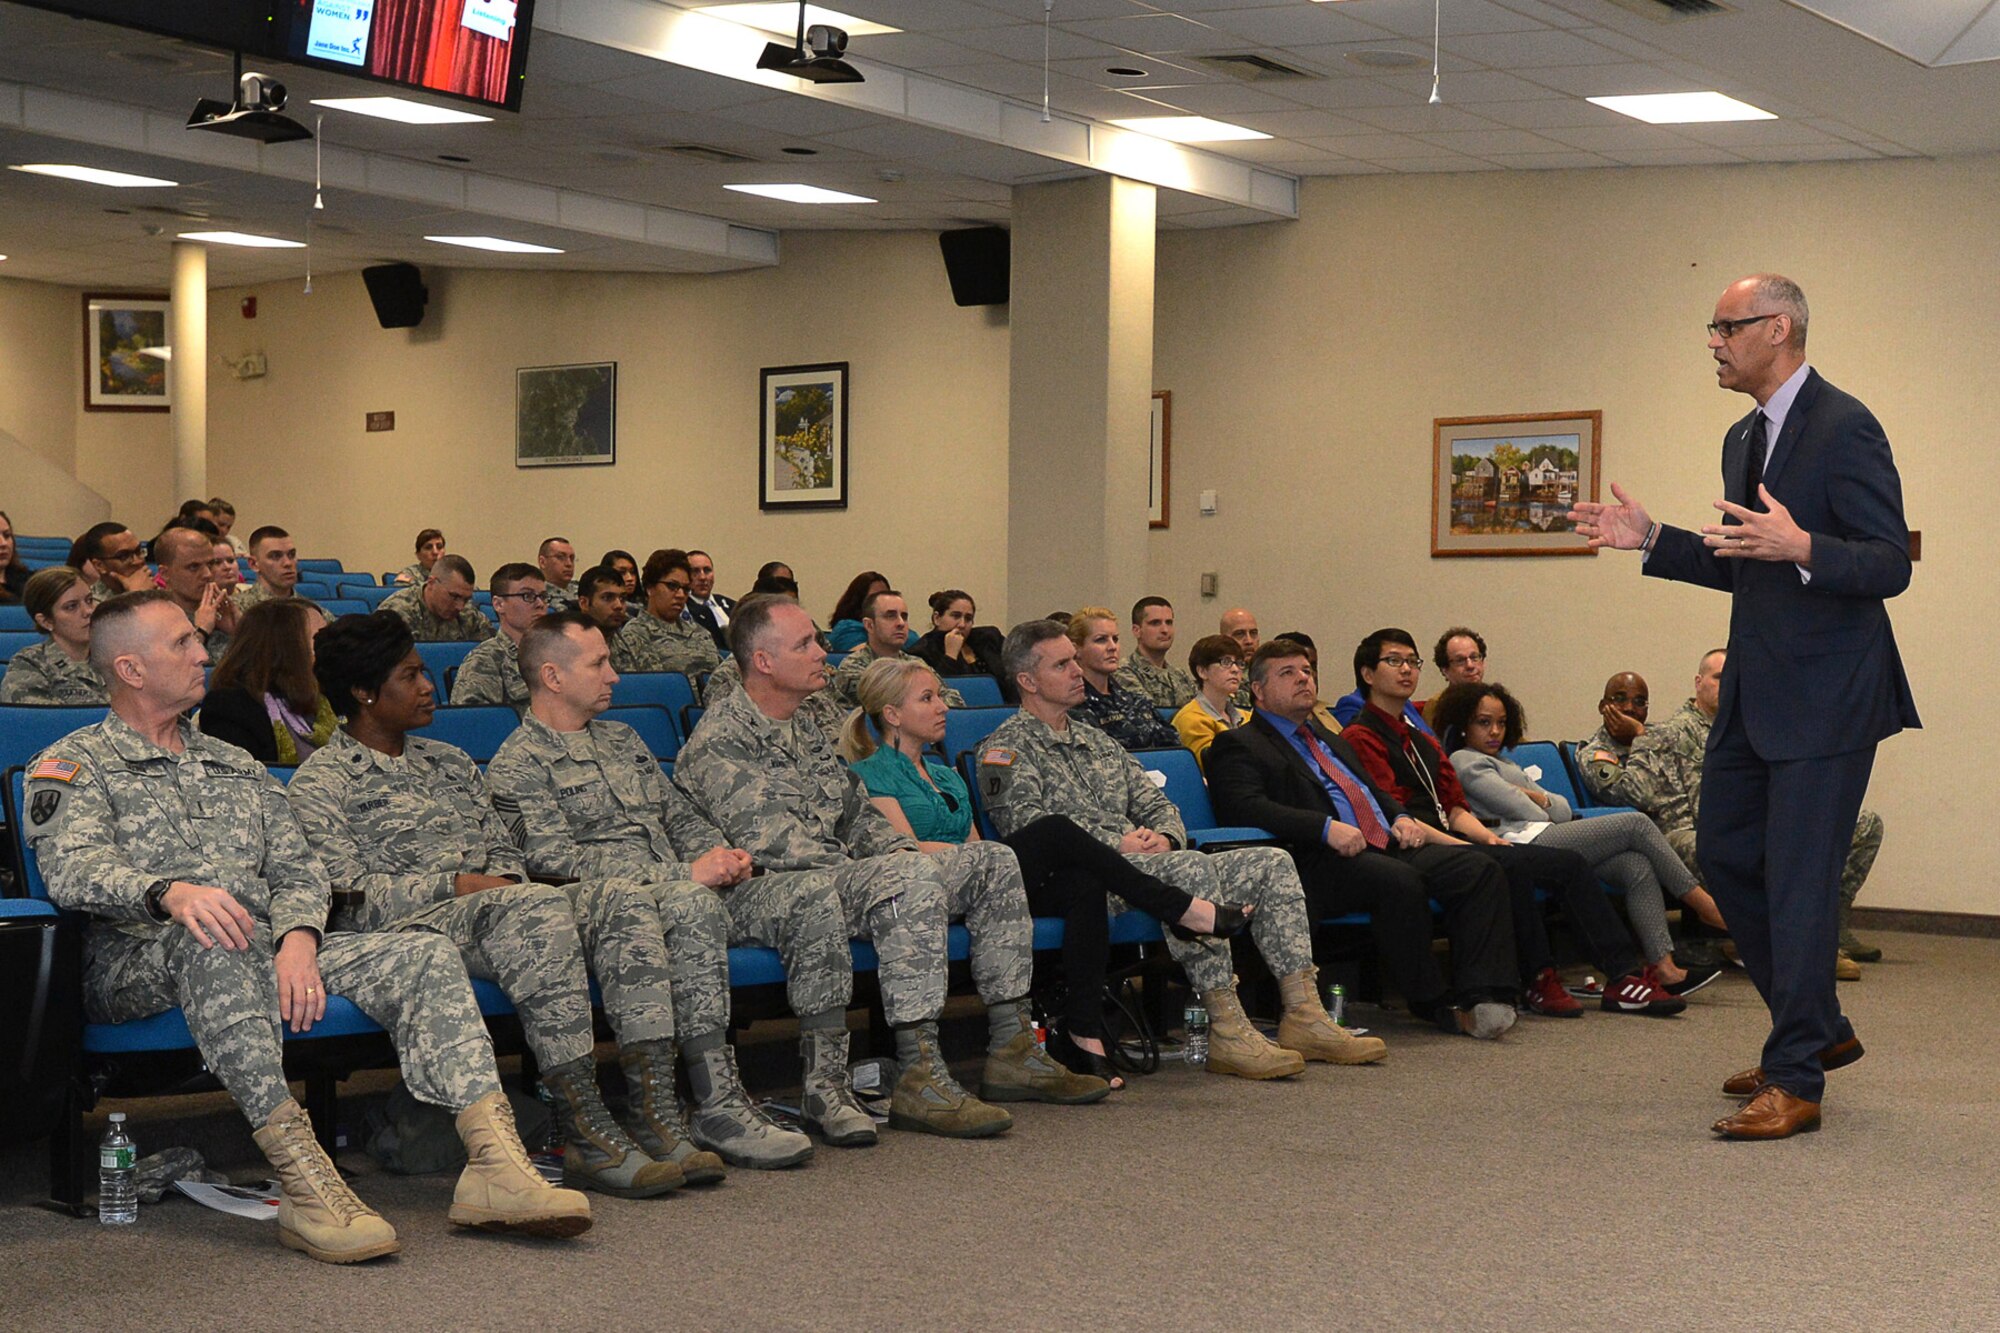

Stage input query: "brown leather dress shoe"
[
  {"left": 1719, "top": 1036, "right": 1865, "bottom": 1096},
  {"left": 1712, "top": 1085, "right": 1821, "bottom": 1139}
]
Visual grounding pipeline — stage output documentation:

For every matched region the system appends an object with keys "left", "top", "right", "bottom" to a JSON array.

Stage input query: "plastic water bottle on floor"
[
  {"left": 1183, "top": 1002, "right": 1210, "bottom": 1067},
  {"left": 99, "top": 1113, "right": 138, "bottom": 1226},
  {"left": 1327, "top": 983, "right": 1347, "bottom": 1027}
]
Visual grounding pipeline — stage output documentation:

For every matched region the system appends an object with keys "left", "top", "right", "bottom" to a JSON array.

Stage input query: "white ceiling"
[{"left": 1, "top": 0, "right": 1998, "bottom": 287}]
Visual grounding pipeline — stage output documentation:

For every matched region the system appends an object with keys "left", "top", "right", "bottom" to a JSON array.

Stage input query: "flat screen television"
[{"left": 18, "top": 1, "right": 535, "bottom": 111}]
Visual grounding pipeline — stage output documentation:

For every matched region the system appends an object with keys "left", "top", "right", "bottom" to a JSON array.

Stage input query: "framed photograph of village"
[{"left": 1432, "top": 411, "right": 1601, "bottom": 557}]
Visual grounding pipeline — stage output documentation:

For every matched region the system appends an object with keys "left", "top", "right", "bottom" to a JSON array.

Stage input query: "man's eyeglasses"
[
  {"left": 1706, "top": 313, "right": 1778, "bottom": 339},
  {"left": 101, "top": 546, "right": 144, "bottom": 565},
  {"left": 494, "top": 590, "right": 548, "bottom": 606},
  {"left": 1448, "top": 652, "right": 1486, "bottom": 669},
  {"left": 1377, "top": 654, "right": 1423, "bottom": 671}
]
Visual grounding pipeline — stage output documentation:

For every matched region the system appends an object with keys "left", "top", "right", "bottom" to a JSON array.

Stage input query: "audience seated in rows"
[
  {"left": 382, "top": 554, "right": 495, "bottom": 642},
  {"left": 1339, "top": 627, "right": 1683, "bottom": 1018},
  {"left": 0, "top": 510, "right": 28, "bottom": 603},
  {"left": 209, "top": 497, "right": 247, "bottom": 555},
  {"left": 154, "top": 523, "right": 239, "bottom": 658},
  {"left": 72, "top": 520, "right": 150, "bottom": 602},
  {"left": 1422, "top": 626, "right": 1488, "bottom": 726},
  {"left": 830, "top": 589, "right": 962, "bottom": 709},
  {"left": 681, "top": 549, "right": 733, "bottom": 652},
  {"left": 910, "top": 588, "right": 1010, "bottom": 702},
  {"left": 612, "top": 548, "right": 721, "bottom": 677},
  {"left": 599, "top": 549, "right": 642, "bottom": 616},
  {"left": 450, "top": 562, "right": 544, "bottom": 713},
  {"left": 393, "top": 528, "right": 447, "bottom": 587},
  {"left": 537, "top": 537, "right": 579, "bottom": 613},
  {"left": 1171, "top": 634, "right": 1252, "bottom": 769},
  {"left": 1219, "top": 607, "right": 1259, "bottom": 709},
  {"left": 826, "top": 570, "right": 889, "bottom": 653},
  {"left": 1111, "top": 597, "right": 1196, "bottom": 709},
  {"left": 198, "top": 599, "right": 336, "bottom": 765},
  {"left": 980, "top": 619, "right": 1381, "bottom": 1075},
  {"left": 1067, "top": 606, "right": 1179, "bottom": 751},
  {"left": 0, "top": 566, "right": 105, "bottom": 704},
  {"left": 237, "top": 526, "right": 304, "bottom": 610}
]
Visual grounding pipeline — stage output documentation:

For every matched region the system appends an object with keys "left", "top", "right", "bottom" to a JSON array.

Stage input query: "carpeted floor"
[{"left": 4, "top": 929, "right": 1996, "bottom": 1331}]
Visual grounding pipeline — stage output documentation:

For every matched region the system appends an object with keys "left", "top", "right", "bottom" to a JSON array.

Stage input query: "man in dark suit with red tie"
[
  {"left": 1573, "top": 273, "right": 1919, "bottom": 1139},
  {"left": 1207, "top": 640, "right": 1520, "bottom": 1039}
]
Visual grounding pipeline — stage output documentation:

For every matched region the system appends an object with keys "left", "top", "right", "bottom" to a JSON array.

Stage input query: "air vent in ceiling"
[
  {"left": 1191, "top": 52, "right": 1315, "bottom": 81},
  {"left": 1600, "top": 0, "right": 1732, "bottom": 20},
  {"left": 651, "top": 142, "right": 759, "bottom": 165}
]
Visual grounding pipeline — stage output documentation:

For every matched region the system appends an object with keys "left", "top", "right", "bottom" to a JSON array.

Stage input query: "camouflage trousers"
[
  {"left": 1124, "top": 847, "right": 1315, "bottom": 994},
  {"left": 639, "top": 878, "right": 734, "bottom": 1044},
  {"left": 717, "top": 870, "right": 855, "bottom": 1022},
  {"left": 1667, "top": 809, "right": 1883, "bottom": 909},
  {"left": 832, "top": 842, "right": 1034, "bottom": 1027},
  {"left": 84, "top": 922, "right": 500, "bottom": 1125}
]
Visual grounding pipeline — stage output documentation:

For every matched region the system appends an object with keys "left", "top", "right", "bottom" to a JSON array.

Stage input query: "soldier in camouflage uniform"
[
  {"left": 537, "top": 538, "right": 579, "bottom": 614},
  {"left": 982, "top": 620, "right": 1384, "bottom": 1080},
  {"left": 448, "top": 563, "right": 543, "bottom": 714},
  {"left": 1625, "top": 649, "right": 1886, "bottom": 963},
  {"left": 232, "top": 525, "right": 302, "bottom": 612},
  {"left": 1574, "top": 670, "right": 1651, "bottom": 805},
  {"left": 612, "top": 549, "right": 721, "bottom": 677},
  {"left": 486, "top": 611, "right": 817, "bottom": 1168},
  {"left": 679, "top": 596, "right": 1106, "bottom": 1138},
  {"left": 0, "top": 569, "right": 108, "bottom": 705},
  {"left": 1066, "top": 607, "right": 1181, "bottom": 750},
  {"left": 381, "top": 554, "right": 496, "bottom": 642},
  {"left": 829, "top": 591, "right": 963, "bottom": 709},
  {"left": 703, "top": 653, "right": 847, "bottom": 734},
  {"left": 1111, "top": 596, "right": 1198, "bottom": 709},
  {"left": 289, "top": 612, "right": 708, "bottom": 1196},
  {"left": 24, "top": 593, "right": 587, "bottom": 1262}
]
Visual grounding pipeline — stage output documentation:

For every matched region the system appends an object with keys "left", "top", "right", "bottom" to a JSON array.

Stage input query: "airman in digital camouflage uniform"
[
  {"left": 702, "top": 653, "right": 847, "bottom": 735},
  {"left": 829, "top": 591, "right": 964, "bottom": 710},
  {"left": 1111, "top": 596, "right": 1197, "bottom": 710},
  {"left": 24, "top": 592, "right": 586, "bottom": 1263},
  {"left": 981, "top": 620, "right": 1385, "bottom": 1080},
  {"left": 677, "top": 596, "right": 1106, "bottom": 1138},
  {"left": 611, "top": 549, "right": 722, "bottom": 677},
  {"left": 447, "top": 562, "right": 544, "bottom": 714},
  {"left": 381, "top": 554, "right": 495, "bottom": 643},
  {"left": 289, "top": 611, "right": 709, "bottom": 1196},
  {"left": 486, "top": 611, "right": 816, "bottom": 1168},
  {"left": 1624, "top": 648, "right": 1885, "bottom": 963}
]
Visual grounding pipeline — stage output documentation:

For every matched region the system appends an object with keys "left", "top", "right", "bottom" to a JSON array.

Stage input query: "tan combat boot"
[
  {"left": 889, "top": 1033, "right": 1014, "bottom": 1138},
  {"left": 617, "top": 1041, "right": 727, "bottom": 1184},
  {"left": 253, "top": 1098, "right": 401, "bottom": 1264},
  {"left": 980, "top": 1013, "right": 1111, "bottom": 1104},
  {"left": 1201, "top": 980, "right": 1305, "bottom": 1080},
  {"left": 449, "top": 1090, "right": 594, "bottom": 1235},
  {"left": 1276, "top": 966, "right": 1388, "bottom": 1065}
]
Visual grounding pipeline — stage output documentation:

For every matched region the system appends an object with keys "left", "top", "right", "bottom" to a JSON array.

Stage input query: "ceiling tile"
[
  {"left": 1414, "top": 127, "right": 1570, "bottom": 155},
  {"left": 1481, "top": 149, "right": 1620, "bottom": 168},
  {"left": 1326, "top": 0, "right": 1552, "bottom": 39},
  {"left": 1342, "top": 102, "right": 1507, "bottom": 133}
]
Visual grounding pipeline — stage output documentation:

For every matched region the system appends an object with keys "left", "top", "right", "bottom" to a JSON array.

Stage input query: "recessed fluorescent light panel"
[
  {"left": 698, "top": 4, "right": 900, "bottom": 36},
  {"left": 177, "top": 231, "right": 307, "bottom": 248},
  {"left": 309, "top": 97, "right": 493, "bottom": 125},
  {"left": 725, "top": 183, "right": 877, "bottom": 204},
  {"left": 1107, "top": 116, "right": 1272, "bottom": 143},
  {"left": 10, "top": 163, "right": 178, "bottom": 188},
  {"left": 1586, "top": 92, "right": 1776, "bottom": 124},
  {"left": 424, "top": 235, "right": 566, "bottom": 253}
]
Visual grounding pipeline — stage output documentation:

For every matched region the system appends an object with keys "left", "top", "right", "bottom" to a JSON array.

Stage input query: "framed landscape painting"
[
  {"left": 760, "top": 361, "right": 848, "bottom": 510},
  {"left": 516, "top": 362, "right": 616, "bottom": 467},
  {"left": 1433, "top": 411, "right": 1601, "bottom": 557},
  {"left": 85, "top": 294, "right": 171, "bottom": 411}
]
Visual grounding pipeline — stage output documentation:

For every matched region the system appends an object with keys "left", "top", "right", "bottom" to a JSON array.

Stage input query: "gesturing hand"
[
  {"left": 1701, "top": 487, "right": 1812, "bottom": 564},
  {"left": 1569, "top": 483, "right": 1653, "bottom": 551}
]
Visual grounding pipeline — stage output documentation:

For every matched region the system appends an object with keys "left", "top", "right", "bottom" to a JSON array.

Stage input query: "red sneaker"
[
  {"left": 1523, "top": 967, "right": 1582, "bottom": 1017},
  {"left": 1601, "top": 968, "right": 1688, "bottom": 1017}
]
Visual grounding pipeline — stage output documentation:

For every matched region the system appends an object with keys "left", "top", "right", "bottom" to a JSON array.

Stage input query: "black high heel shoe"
[
  {"left": 1047, "top": 1030, "right": 1124, "bottom": 1091},
  {"left": 1168, "top": 902, "right": 1253, "bottom": 942}
]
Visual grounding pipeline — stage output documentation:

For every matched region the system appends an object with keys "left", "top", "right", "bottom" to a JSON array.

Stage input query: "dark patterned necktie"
[{"left": 1742, "top": 411, "right": 1768, "bottom": 513}]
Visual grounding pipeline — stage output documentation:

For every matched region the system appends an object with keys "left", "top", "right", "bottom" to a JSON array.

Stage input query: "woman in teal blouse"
[{"left": 841, "top": 658, "right": 1248, "bottom": 1088}]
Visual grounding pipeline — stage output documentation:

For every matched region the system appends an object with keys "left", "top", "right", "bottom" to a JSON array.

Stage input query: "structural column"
[
  {"left": 169, "top": 240, "right": 207, "bottom": 500},
  {"left": 1005, "top": 174, "right": 1156, "bottom": 623}
]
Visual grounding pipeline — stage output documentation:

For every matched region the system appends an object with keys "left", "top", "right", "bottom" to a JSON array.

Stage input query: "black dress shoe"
[
  {"left": 1663, "top": 962, "right": 1723, "bottom": 997},
  {"left": 1168, "top": 902, "right": 1252, "bottom": 942},
  {"left": 1046, "top": 1030, "right": 1124, "bottom": 1091}
]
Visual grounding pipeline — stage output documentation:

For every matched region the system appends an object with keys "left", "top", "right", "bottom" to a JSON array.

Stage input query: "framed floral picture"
[
  {"left": 760, "top": 362, "right": 848, "bottom": 510},
  {"left": 85, "top": 293, "right": 171, "bottom": 411}
]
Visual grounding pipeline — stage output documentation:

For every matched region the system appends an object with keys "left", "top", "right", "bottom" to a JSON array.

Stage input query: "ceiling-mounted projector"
[
  {"left": 756, "top": 5, "right": 864, "bottom": 84},
  {"left": 188, "top": 70, "right": 313, "bottom": 145}
]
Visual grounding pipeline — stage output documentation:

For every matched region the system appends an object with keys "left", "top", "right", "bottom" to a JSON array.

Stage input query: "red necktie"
[{"left": 1300, "top": 728, "right": 1389, "bottom": 850}]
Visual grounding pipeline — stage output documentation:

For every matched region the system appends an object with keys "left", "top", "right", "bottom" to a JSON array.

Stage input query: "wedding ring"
[{"left": 305, "top": 986, "right": 319, "bottom": 994}]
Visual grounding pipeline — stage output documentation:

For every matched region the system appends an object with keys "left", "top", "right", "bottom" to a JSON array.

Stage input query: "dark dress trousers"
[
  {"left": 1645, "top": 368, "right": 1919, "bottom": 1101},
  {"left": 1207, "top": 713, "right": 1516, "bottom": 1010}
]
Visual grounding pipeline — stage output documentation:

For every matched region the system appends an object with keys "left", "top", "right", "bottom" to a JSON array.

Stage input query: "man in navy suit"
[
  {"left": 1573, "top": 274, "right": 1919, "bottom": 1139},
  {"left": 681, "top": 549, "right": 736, "bottom": 653}
]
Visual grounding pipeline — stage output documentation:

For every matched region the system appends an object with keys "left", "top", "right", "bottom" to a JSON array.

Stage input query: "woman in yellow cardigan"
[{"left": 1172, "top": 634, "right": 1252, "bottom": 769}]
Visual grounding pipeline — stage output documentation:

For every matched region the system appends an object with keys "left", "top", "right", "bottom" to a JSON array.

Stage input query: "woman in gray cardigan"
[{"left": 1434, "top": 682, "right": 1727, "bottom": 997}]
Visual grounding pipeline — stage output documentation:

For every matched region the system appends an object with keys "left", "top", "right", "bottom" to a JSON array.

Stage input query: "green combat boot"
[
  {"left": 800, "top": 1027, "right": 879, "bottom": 1147},
  {"left": 889, "top": 1034, "right": 1014, "bottom": 1138},
  {"left": 541, "top": 1057, "right": 683, "bottom": 1198},
  {"left": 686, "top": 1045, "right": 815, "bottom": 1169},
  {"left": 617, "top": 1042, "right": 726, "bottom": 1186},
  {"left": 980, "top": 1014, "right": 1111, "bottom": 1104}
]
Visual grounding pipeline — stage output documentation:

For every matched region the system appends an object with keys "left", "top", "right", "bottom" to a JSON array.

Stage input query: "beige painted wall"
[
  {"left": 202, "top": 231, "right": 1013, "bottom": 623},
  {"left": 1151, "top": 156, "right": 1995, "bottom": 915}
]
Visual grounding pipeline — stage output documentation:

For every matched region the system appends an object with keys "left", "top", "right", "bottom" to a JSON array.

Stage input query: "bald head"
[
  {"left": 1221, "top": 608, "right": 1259, "bottom": 656},
  {"left": 90, "top": 592, "right": 206, "bottom": 712},
  {"left": 1600, "top": 670, "right": 1649, "bottom": 726}
]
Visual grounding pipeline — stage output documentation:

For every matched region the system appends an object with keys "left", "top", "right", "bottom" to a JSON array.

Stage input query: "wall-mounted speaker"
[
  {"left": 361, "top": 262, "right": 428, "bottom": 328},
  {"left": 938, "top": 227, "right": 1008, "bottom": 307}
]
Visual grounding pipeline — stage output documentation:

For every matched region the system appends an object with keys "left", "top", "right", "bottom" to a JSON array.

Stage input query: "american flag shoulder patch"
[
  {"left": 981, "top": 748, "right": 1014, "bottom": 767},
  {"left": 28, "top": 758, "right": 81, "bottom": 783}
]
